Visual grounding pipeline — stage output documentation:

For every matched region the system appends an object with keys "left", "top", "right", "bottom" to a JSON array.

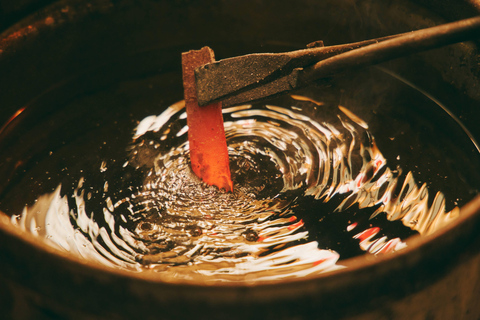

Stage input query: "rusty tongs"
[{"left": 194, "top": 16, "right": 480, "bottom": 107}]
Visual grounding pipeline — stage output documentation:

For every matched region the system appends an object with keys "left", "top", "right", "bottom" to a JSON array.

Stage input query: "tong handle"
[
  {"left": 299, "top": 15, "right": 480, "bottom": 84},
  {"left": 196, "top": 15, "right": 480, "bottom": 107}
]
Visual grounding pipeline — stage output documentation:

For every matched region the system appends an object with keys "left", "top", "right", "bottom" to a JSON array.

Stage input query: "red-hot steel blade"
[{"left": 182, "top": 47, "right": 233, "bottom": 192}]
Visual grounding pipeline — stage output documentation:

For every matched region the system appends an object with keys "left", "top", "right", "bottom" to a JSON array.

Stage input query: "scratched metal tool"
[{"left": 195, "top": 16, "right": 480, "bottom": 107}]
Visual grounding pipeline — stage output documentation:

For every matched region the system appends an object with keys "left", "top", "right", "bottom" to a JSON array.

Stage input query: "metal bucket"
[{"left": 0, "top": 0, "right": 479, "bottom": 318}]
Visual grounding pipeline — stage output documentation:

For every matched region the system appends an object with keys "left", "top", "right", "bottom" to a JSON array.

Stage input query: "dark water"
[{"left": 0, "top": 67, "right": 478, "bottom": 283}]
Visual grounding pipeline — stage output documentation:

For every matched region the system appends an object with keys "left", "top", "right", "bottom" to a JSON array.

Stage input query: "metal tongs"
[{"left": 195, "top": 16, "right": 480, "bottom": 107}]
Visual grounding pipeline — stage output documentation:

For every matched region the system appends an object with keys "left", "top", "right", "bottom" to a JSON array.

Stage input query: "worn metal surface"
[{"left": 195, "top": 16, "right": 480, "bottom": 106}]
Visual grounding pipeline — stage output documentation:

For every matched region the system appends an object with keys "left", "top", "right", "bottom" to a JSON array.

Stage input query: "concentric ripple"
[{"left": 11, "top": 94, "right": 461, "bottom": 282}]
